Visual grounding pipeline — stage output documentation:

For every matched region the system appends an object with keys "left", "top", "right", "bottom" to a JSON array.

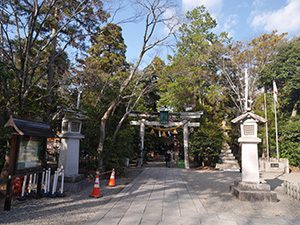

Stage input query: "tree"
[
  {"left": 262, "top": 37, "right": 300, "bottom": 118},
  {"left": 156, "top": 6, "right": 232, "bottom": 167},
  {"left": 95, "top": 0, "right": 179, "bottom": 171},
  {"left": 113, "top": 56, "right": 166, "bottom": 138},
  {"left": 158, "top": 6, "right": 230, "bottom": 112},
  {"left": 0, "top": 0, "right": 107, "bottom": 118},
  {"left": 221, "top": 31, "right": 287, "bottom": 113},
  {"left": 84, "top": 23, "right": 130, "bottom": 105}
]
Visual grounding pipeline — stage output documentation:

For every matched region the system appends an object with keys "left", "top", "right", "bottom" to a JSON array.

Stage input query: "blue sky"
[{"left": 103, "top": 0, "right": 300, "bottom": 68}]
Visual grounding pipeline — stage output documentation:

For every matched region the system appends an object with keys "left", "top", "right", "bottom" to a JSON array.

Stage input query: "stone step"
[
  {"left": 216, "top": 163, "right": 240, "bottom": 170},
  {"left": 222, "top": 159, "right": 239, "bottom": 164},
  {"left": 221, "top": 150, "right": 233, "bottom": 154},
  {"left": 220, "top": 156, "right": 236, "bottom": 160},
  {"left": 220, "top": 153, "right": 234, "bottom": 157}
]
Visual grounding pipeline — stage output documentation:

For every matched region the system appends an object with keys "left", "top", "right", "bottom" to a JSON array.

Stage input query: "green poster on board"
[{"left": 17, "top": 139, "right": 41, "bottom": 170}]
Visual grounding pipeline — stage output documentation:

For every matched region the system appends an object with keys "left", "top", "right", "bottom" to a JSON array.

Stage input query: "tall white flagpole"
[
  {"left": 245, "top": 69, "right": 249, "bottom": 112},
  {"left": 273, "top": 81, "right": 279, "bottom": 162},
  {"left": 264, "top": 93, "right": 269, "bottom": 162}
]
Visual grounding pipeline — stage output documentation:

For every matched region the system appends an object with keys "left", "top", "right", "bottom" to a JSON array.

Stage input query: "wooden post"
[{"left": 4, "top": 135, "right": 20, "bottom": 211}]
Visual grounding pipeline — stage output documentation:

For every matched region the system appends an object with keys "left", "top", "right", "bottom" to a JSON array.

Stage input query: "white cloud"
[
  {"left": 163, "top": 7, "right": 181, "bottom": 34},
  {"left": 252, "top": 0, "right": 264, "bottom": 8},
  {"left": 251, "top": 0, "right": 300, "bottom": 33},
  {"left": 222, "top": 14, "right": 239, "bottom": 38},
  {"left": 182, "top": 0, "right": 223, "bottom": 13}
]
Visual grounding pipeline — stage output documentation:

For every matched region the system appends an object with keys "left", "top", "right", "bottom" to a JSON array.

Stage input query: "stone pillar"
[
  {"left": 58, "top": 133, "right": 84, "bottom": 176},
  {"left": 240, "top": 138, "right": 260, "bottom": 183},
  {"left": 183, "top": 122, "right": 190, "bottom": 169},
  {"left": 138, "top": 119, "right": 145, "bottom": 167}
]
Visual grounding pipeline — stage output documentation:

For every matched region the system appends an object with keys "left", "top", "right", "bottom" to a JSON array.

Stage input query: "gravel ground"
[
  {"left": 0, "top": 167, "right": 144, "bottom": 225},
  {"left": 184, "top": 169, "right": 300, "bottom": 218}
]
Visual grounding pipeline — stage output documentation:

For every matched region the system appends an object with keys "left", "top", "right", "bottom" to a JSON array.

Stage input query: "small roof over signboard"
[
  {"left": 231, "top": 111, "right": 266, "bottom": 124},
  {"left": 4, "top": 116, "right": 54, "bottom": 137}
]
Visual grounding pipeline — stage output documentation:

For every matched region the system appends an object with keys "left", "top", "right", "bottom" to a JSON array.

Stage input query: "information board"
[{"left": 17, "top": 137, "right": 42, "bottom": 170}]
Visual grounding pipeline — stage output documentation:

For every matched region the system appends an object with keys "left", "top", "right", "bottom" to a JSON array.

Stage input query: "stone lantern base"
[
  {"left": 58, "top": 174, "right": 88, "bottom": 192},
  {"left": 230, "top": 181, "right": 277, "bottom": 202}
]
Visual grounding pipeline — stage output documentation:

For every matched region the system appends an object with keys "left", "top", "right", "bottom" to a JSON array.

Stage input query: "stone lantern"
[
  {"left": 57, "top": 109, "right": 87, "bottom": 191},
  {"left": 235, "top": 112, "right": 263, "bottom": 183},
  {"left": 230, "top": 110, "right": 277, "bottom": 202}
]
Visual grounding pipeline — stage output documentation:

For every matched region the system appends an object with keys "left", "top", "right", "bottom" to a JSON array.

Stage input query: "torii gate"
[{"left": 129, "top": 111, "right": 203, "bottom": 169}]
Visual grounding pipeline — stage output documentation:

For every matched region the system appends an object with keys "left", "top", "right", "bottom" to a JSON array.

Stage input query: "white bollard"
[
  {"left": 18, "top": 175, "right": 27, "bottom": 201},
  {"left": 31, "top": 173, "right": 36, "bottom": 194},
  {"left": 43, "top": 169, "right": 49, "bottom": 197},
  {"left": 28, "top": 174, "right": 32, "bottom": 194},
  {"left": 41, "top": 169, "right": 45, "bottom": 191},
  {"left": 50, "top": 170, "right": 58, "bottom": 198},
  {"left": 58, "top": 169, "right": 65, "bottom": 197},
  {"left": 47, "top": 168, "right": 51, "bottom": 196}
]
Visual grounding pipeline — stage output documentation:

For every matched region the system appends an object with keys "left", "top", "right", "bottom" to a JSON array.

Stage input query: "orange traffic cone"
[
  {"left": 108, "top": 169, "right": 116, "bottom": 186},
  {"left": 90, "top": 173, "right": 102, "bottom": 198}
]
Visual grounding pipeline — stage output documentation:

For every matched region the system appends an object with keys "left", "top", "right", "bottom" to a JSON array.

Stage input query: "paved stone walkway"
[{"left": 86, "top": 167, "right": 300, "bottom": 225}]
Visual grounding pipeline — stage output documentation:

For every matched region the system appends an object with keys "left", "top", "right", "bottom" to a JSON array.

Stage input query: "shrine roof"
[{"left": 4, "top": 116, "right": 54, "bottom": 137}]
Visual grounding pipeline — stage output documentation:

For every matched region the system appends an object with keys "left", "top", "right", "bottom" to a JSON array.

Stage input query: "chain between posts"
[{"left": 97, "top": 170, "right": 113, "bottom": 176}]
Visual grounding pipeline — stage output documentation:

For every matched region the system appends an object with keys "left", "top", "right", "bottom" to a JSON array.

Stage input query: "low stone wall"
[
  {"left": 283, "top": 180, "right": 300, "bottom": 201},
  {"left": 259, "top": 158, "right": 289, "bottom": 173}
]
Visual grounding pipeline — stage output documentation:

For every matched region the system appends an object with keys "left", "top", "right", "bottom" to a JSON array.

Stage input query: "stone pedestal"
[
  {"left": 230, "top": 181, "right": 277, "bottom": 202},
  {"left": 58, "top": 133, "right": 84, "bottom": 176},
  {"left": 58, "top": 133, "right": 87, "bottom": 192},
  {"left": 60, "top": 174, "right": 88, "bottom": 192}
]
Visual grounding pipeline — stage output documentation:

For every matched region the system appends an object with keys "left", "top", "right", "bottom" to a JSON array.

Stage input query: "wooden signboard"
[{"left": 3, "top": 116, "right": 52, "bottom": 211}]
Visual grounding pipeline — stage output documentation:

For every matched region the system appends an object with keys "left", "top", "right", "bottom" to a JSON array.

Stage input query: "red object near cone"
[
  {"left": 90, "top": 174, "right": 102, "bottom": 198},
  {"left": 108, "top": 169, "right": 116, "bottom": 186},
  {"left": 13, "top": 177, "right": 22, "bottom": 196}
]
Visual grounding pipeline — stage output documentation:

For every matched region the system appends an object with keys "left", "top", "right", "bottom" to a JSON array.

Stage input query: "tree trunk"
[
  {"left": 47, "top": 8, "right": 58, "bottom": 120},
  {"left": 97, "top": 98, "right": 119, "bottom": 171},
  {"left": 291, "top": 104, "right": 297, "bottom": 118},
  {"left": 97, "top": 118, "right": 106, "bottom": 172}
]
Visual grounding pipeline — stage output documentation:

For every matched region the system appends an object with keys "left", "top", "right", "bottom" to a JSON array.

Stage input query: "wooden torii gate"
[{"left": 129, "top": 111, "right": 203, "bottom": 169}]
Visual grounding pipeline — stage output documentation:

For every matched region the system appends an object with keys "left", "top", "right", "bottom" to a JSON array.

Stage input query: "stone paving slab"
[{"left": 86, "top": 168, "right": 300, "bottom": 225}]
